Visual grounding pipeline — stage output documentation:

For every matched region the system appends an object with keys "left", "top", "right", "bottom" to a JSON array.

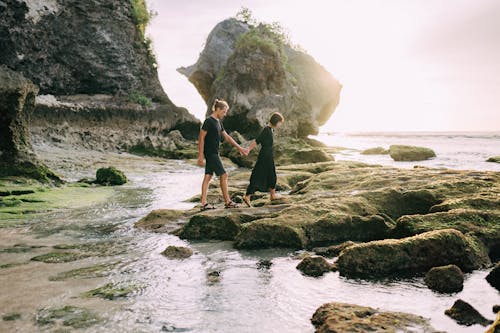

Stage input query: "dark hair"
[
  {"left": 269, "top": 112, "right": 284, "bottom": 126},
  {"left": 211, "top": 98, "right": 229, "bottom": 112}
]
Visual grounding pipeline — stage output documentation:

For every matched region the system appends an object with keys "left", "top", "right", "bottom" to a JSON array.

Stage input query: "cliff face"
[
  {"left": 178, "top": 18, "right": 342, "bottom": 138},
  {"left": 0, "top": 0, "right": 165, "bottom": 101},
  {"left": 0, "top": 0, "right": 201, "bottom": 159}
]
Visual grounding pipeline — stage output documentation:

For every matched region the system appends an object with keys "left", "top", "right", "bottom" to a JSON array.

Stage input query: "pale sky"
[{"left": 146, "top": 0, "right": 500, "bottom": 132}]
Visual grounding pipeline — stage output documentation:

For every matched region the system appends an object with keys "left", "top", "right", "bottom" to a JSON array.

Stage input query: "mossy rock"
[
  {"left": 235, "top": 220, "right": 307, "bottom": 249},
  {"left": 31, "top": 251, "right": 89, "bottom": 263},
  {"left": 312, "top": 302, "right": 438, "bottom": 332},
  {"left": 82, "top": 282, "right": 142, "bottom": 300},
  {"left": 134, "top": 209, "right": 193, "bottom": 232},
  {"left": 445, "top": 299, "right": 493, "bottom": 327},
  {"left": 389, "top": 145, "right": 436, "bottom": 161},
  {"left": 392, "top": 209, "right": 500, "bottom": 256},
  {"left": 290, "top": 148, "right": 333, "bottom": 164},
  {"left": 36, "top": 306, "right": 101, "bottom": 328},
  {"left": 161, "top": 245, "right": 193, "bottom": 259},
  {"left": 424, "top": 264, "right": 464, "bottom": 293},
  {"left": 296, "top": 256, "right": 335, "bottom": 277},
  {"left": 95, "top": 166, "right": 127, "bottom": 185},
  {"left": 486, "top": 156, "right": 500, "bottom": 163},
  {"left": 361, "top": 147, "right": 389, "bottom": 155},
  {"left": 178, "top": 213, "right": 245, "bottom": 241},
  {"left": 337, "top": 229, "right": 490, "bottom": 279},
  {"left": 305, "top": 213, "right": 394, "bottom": 246},
  {"left": 312, "top": 241, "right": 357, "bottom": 258}
]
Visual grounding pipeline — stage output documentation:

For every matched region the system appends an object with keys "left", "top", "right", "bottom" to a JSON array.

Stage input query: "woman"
[{"left": 243, "top": 112, "right": 285, "bottom": 207}]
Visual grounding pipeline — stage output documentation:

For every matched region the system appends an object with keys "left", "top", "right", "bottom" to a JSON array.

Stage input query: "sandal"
[
  {"left": 243, "top": 196, "right": 252, "bottom": 208},
  {"left": 200, "top": 203, "right": 216, "bottom": 211},
  {"left": 224, "top": 201, "right": 240, "bottom": 209}
]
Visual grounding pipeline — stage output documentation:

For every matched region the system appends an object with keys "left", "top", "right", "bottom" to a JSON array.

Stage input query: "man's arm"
[
  {"left": 222, "top": 131, "right": 248, "bottom": 155},
  {"left": 198, "top": 129, "right": 207, "bottom": 166}
]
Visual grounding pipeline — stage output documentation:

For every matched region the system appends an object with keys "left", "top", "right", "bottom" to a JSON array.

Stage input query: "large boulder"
[
  {"left": 337, "top": 229, "right": 490, "bottom": 279},
  {"left": 311, "top": 302, "right": 439, "bottom": 333},
  {"left": 0, "top": 66, "right": 60, "bottom": 182},
  {"left": 178, "top": 18, "right": 342, "bottom": 139},
  {"left": 389, "top": 145, "right": 436, "bottom": 161}
]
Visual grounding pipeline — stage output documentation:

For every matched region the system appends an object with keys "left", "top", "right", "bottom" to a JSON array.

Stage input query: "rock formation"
[
  {"left": 178, "top": 18, "right": 342, "bottom": 138},
  {"left": 0, "top": 0, "right": 200, "bottom": 158},
  {"left": 0, "top": 65, "right": 60, "bottom": 182}
]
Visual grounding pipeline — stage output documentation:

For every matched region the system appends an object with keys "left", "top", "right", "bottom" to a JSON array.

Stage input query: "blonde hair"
[
  {"left": 270, "top": 112, "right": 284, "bottom": 126},
  {"left": 211, "top": 98, "right": 229, "bottom": 112}
]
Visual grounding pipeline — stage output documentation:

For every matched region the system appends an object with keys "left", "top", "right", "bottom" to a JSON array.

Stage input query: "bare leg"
[
  {"left": 201, "top": 174, "right": 212, "bottom": 205},
  {"left": 270, "top": 188, "right": 280, "bottom": 200},
  {"left": 220, "top": 173, "right": 231, "bottom": 204}
]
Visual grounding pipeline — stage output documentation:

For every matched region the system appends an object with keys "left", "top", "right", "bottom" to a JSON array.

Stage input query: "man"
[{"left": 197, "top": 99, "right": 248, "bottom": 210}]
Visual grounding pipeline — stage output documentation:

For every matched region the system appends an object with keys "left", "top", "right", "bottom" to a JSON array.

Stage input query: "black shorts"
[{"left": 204, "top": 153, "right": 226, "bottom": 176}]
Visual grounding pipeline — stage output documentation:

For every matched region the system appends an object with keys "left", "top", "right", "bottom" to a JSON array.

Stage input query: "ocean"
[{"left": 313, "top": 132, "right": 500, "bottom": 172}]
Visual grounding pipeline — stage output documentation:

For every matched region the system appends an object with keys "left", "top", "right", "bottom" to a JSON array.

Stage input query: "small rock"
[
  {"left": 493, "top": 305, "right": 500, "bottom": 314},
  {"left": 424, "top": 264, "right": 464, "bottom": 293},
  {"left": 486, "top": 262, "right": 500, "bottom": 291},
  {"left": 161, "top": 246, "right": 193, "bottom": 259},
  {"left": 444, "top": 299, "right": 493, "bottom": 326},
  {"left": 486, "top": 156, "right": 500, "bottom": 163},
  {"left": 296, "top": 256, "right": 334, "bottom": 277},
  {"left": 207, "top": 270, "right": 221, "bottom": 283},
  {"left": 361, "top": 147, "right": 389, "bottom": 155},
  {"left": 257, "top": 259, "right": 272, "bottom": 270}
]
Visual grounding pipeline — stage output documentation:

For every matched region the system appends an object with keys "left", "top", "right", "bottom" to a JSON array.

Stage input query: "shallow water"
[
  {"left": 314, "top": 131, "right": 500, "bottom": 172},
  {"left": 0, "top": 146, "right": 498, "bottom": 332}
]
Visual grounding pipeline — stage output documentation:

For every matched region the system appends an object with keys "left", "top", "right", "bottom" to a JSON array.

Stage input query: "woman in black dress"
[{"left": 243, "top": 112, "right": 285, "bottom": 207}]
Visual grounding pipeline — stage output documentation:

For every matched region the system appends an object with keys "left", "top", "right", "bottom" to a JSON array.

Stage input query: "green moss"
[
  {"left": 82, "top": 282, "right": 142, "bottom": 300},
  {"left": 0, "top": 162, "right": 62, "bottom": 184},
  {"left": 36, "top": 306, "right": 101, "bottom": 328},
  {"left": 128, "top": 91, "right": 152, "bottom": 106},
  {"left": 49, "top": 263, "right": 118, "bottom": 281},
  {"left": 130, "top": 0, "right": 153, "bottom": 38},
  {"left": 128, "top": 143, "right": 198, "bottom": 159},
  {"left": 95, "top": 166, "right": 127, "bottom": 185},
  {"left": 2, "top": 313, "right": 21, "bottom": 321},
  {"left": 31, "top": 252, "right": 89, "bottom": 263},
  {"left": 0, "top": 243, "right": 45, "bottom": 253},
  {"left": 0, "top": 262, "right": 27, "bottom": 269},
  {"left": 0, "top": 184, "right": 114, "bottom": 227}
]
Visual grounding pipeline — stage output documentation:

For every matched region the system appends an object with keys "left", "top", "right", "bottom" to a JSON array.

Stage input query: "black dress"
[{"left": 246, "top": 126, "right": 277, "bottom": 195}]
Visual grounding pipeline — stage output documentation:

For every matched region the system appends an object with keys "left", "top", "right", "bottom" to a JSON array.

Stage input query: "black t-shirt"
[{"left": 201, "top": 116, "right": 225, "bottom": 155}]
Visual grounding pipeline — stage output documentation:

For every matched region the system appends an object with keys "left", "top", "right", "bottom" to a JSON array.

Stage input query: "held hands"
[
  {"left": 238, "top": 146, "right": 249, "bottom": 156},
  {"left": 197, "top": 156, "right": 204, "bottom": 166}
]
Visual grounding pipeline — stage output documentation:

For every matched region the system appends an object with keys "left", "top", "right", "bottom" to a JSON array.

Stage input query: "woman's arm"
[
  {"left": 222, "top": 131, "right": 247, "bottom": 155},
  {"left": 247, "top": 140, "right": 257, "bottom": 152}
]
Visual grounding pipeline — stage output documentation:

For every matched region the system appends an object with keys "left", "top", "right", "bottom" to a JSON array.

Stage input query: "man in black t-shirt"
[{"left": 197, "top": 99, "right": 248, "bottom": 210}]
